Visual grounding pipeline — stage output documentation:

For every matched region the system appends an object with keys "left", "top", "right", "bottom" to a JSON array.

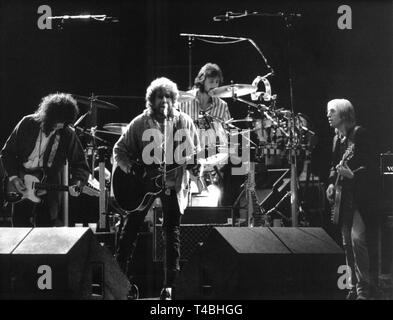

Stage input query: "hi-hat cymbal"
[
  {"left": 210, "top": 84, "right": 257, "bottom": 98},
  {"left": 103, "top": 123, "right": 128, "bottom": 134},
  {"left": 73, "top": 95, "right": 119, "bottom": 110},
  {"left": 178, "top": 90, "right": 195, "bottom": 103}
]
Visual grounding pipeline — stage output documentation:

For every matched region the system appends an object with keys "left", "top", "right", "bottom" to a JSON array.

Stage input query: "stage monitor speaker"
[
  {"left": 174, "top": 227, "right": 345, "bottom": 300},
  {"left": 0, "top": 227, "right": 130, "bottom": 299},
  {"left": 153, "top": 207, "right": 232, "bottom": 262}
]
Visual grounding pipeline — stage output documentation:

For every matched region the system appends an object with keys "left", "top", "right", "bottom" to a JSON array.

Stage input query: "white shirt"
[{"left": 23, "top": 129, "right": 55, "bottom": 169}]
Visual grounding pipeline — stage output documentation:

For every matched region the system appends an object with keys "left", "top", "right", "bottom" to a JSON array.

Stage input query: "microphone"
[{"left": 213, "top": 11, "right": 233, "bottom": 22}]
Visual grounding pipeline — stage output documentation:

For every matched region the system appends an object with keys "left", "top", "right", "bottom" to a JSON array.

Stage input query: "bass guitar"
[{"left": 5, "top": 170, "right": 99, "bottom": 204}]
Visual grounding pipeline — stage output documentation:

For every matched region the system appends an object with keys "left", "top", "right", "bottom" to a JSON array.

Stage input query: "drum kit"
[
  {"left": 178, "top": 78, "right": 316, "bottom": 170},
  {"left": 178, "top": 77, "right": 316, "bottom": 227}
]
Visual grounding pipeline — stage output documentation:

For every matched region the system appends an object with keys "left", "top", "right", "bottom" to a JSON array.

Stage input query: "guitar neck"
[
  {"left": 34, "top": 182, "right": 69, "bottom": 192},
  {"left": 335, "top": 165, "right": 365, "bottom": 186}
]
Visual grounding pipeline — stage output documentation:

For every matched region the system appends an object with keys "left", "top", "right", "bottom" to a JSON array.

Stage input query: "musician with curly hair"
[
  {"left": 113, "top": 77, "right": 201, "bottom": 300},
  {"left": 1, "top": 93, "right": 89, "bottom": 227}
]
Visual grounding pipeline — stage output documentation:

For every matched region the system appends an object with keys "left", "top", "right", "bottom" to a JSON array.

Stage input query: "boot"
[{"left": 159, "top": 287, "right": 172, "bottom": 300}]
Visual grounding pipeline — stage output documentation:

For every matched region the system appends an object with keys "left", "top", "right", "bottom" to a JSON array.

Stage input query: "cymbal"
[
  {"left": 73, "top": 95, "right": 119, "bottom": 110},
  {"left": 178, "top": 90, "right": 195, "bottom": 103},
  {"left": 103, "top": 123, "right": 128, "bottom": 134},
  {"left": 226, "top": 117, "right": 254, "bottom": 124},
  {"left": 210, "top": 84, "right": 257, "bottom": 98}
]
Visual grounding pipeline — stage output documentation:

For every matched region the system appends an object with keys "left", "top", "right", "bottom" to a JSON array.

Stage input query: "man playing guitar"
[
  {"left": 326, "top": 99, "right": 379, "bottom": 300},
  {"left": 113, "top": 77, "right": 201, "bottom": 300},
  {"left": 1, "top": 93, "right": 90, "bottom": 227}
]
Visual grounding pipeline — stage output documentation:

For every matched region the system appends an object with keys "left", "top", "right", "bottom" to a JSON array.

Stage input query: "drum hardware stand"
[
  {"left": 265, "top": 191, "right": 292, "bottom": 224},
  {"left": 97, "top": 146, "right": 109, "bottom": 231}
]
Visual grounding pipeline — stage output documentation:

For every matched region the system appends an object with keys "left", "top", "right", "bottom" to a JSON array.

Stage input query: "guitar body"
[
  {"left": 5, "top": 169, "right": 96, "bottom": 204},
  {"left": 112, "top": 165, "right": 162, "bottom": 212},
  {"left": 330, "top": 144, "right": 355, "bottom": 225},
  {"left": 331, "top": 184, "right": 342, "bottom": 225},
  {"left": 6, "top": 171, "right": 46, "bottom": 204},
  {"left": 20, "top": 174, "right": 45, "bottom": 203}
]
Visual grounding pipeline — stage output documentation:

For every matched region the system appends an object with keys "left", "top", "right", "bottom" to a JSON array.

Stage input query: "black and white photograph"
[{"left": 0, "top": 0, "right": 392, "bottom": 307}]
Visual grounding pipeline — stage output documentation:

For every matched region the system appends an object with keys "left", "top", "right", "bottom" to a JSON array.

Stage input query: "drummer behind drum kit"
[{"left": 181, "top": 76, "right": 316, "bottom": 227}]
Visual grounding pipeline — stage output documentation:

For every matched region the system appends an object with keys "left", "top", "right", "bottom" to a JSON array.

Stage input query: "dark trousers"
[
  {"left": 340, "top": 190, "right": 378, "bottom": 294},
  {"left": 12, "top": 198, "right": 56, "bottom": 227},
  {"left": 116, "top": 189, "right": 181, "bottom": 287}
]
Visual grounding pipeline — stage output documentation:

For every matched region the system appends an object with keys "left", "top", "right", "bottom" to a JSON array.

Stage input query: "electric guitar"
[
  {"left": 330, "top": 145, "right": 355, "bottom": 225},
  {"left": 5, "top": 170, "right": 99, "bottom": 204}
]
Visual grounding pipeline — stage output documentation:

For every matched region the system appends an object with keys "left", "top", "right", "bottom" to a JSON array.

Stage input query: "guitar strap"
[
  {"left": 46, "top": 132, "right": 61, "bottom": 168},
  {"left": 335, "top": 125, "right": 360, "bottom": 157}
]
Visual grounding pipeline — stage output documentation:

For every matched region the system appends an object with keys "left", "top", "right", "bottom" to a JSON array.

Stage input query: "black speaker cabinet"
[
  {"left": 174, "top": 227, "right": 345, "bottom": 299},
  {"left": 380, "top": 152, "right": 393, "bottom": 211},
  {"left": 153, "top": 207, "right": 232, "bottom": 262},
  {"left": 0, "top": 227, "right": 130, "bottom": 299}
]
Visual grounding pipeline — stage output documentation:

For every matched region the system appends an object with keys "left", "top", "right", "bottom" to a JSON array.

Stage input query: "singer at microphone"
[{"left": 113, "top": 77, "right": 201, "bottom": 300}]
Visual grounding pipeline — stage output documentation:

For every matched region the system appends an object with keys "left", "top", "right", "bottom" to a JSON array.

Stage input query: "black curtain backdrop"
[{"left": 1, "top": 0, "right": 392, "bottom": 181}]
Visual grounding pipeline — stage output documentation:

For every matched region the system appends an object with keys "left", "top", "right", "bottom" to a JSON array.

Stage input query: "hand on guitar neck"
[
  {"left": 326, "top": 145, "right": 356, "bottom": 203},
  {"left": 326, "top": 165, "right": 365, "bottom": 203}
]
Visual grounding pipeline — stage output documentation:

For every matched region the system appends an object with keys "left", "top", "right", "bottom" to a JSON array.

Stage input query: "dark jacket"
[
  {"left": 328, "top": 126, "right": 379, "bottom": 224},
  {"left": 0, "top": 115, "right": 90, "bottom": 219}
]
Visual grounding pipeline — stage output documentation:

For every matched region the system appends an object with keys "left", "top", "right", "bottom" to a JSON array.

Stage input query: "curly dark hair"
[
  {"left": 145, "top": 77, "right": 179, "bottom": 116},
  {"left": 194, "top": 63, "right": 224, "bottom": 91},
  {"left": 33, "top": 93, "right": 79, "bottom": 134}
]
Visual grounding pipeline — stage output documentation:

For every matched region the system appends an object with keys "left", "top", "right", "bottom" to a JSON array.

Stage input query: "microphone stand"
[
  {"left": 180, "top": 33, "right": 273, "bottom": 74},
  {"left": 187, "top": 36, "right": 194, "bottom": 90},
  {"left": 162, "top": 118, "right": 168, "bottom": 196},
  {"left": 97, "top": 146, "right": 108, "bottom": 231}
]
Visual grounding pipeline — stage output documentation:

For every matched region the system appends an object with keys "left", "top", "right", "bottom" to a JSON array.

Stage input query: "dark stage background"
[{"left": 0, "top": 0, "right": 392, "bottom": 181}]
